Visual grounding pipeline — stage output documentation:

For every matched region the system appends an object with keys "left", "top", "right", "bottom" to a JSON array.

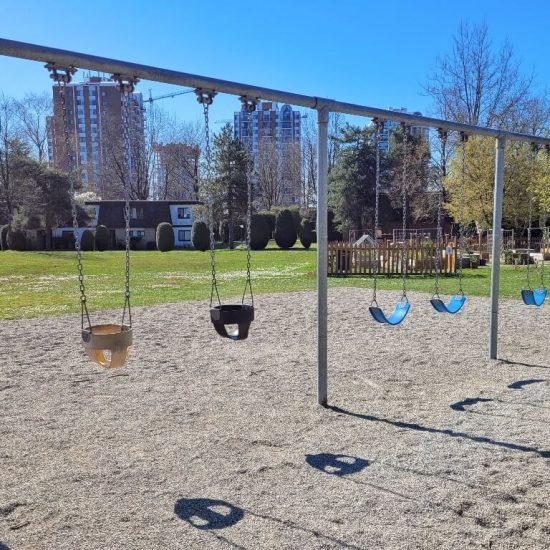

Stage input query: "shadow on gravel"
[
  {"left": 305, "top": 453, "right": 369, "bottom": 476},
  {"left": 174, "top": 498, "right": 243, "bottom": 530},
  {"left": 174, "top": 496, "right": 365, "bottom": 550},
  {"left": 328, "top": 405, "right": 550, "bottom": 459},
  {"left": 450, "top": 397, "right": 493, "bottom": 411},
  {"left": 507, "top": 379, "right": 546, "bottom": 390},
  {"left": 499, "top": 358, "right": 550, "bottom": 370}
]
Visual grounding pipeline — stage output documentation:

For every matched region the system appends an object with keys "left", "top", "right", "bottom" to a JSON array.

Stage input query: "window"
[
  {"left": 177, "top": 207, "right": 190, "bottom": 220},
  {"left": 131, "top": 207, "right": 144, "bottom": 220},
  {"left": 178, "top": 229, "right": 191, "bottom": 241}
]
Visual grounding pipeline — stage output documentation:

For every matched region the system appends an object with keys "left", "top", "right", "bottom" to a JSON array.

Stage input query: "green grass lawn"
[{"left": 0, "top": 244, "right": 539, "bottom": 319}]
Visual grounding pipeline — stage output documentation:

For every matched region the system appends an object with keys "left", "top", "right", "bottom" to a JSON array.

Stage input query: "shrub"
[
  {"left": 0, "top": 225, "right": 8, "bottom": 250},
  {"left": 7, "top": 230, "right": 27, "bottom": 251},
  {"left": 146, "top": 241, "right": 156, "bottom": 251},
  {"left": 274, "top": 209, "right": 297, "bottom": 249},
  {"left": 95, "top": 225, "right": 110, "bottom": 251},
  {"left": 80, "top": 229, "right": 95, "bottom": 251},
  {"left": 192, "top": 221, "right": 210, "bottom": 251},
  {"left": 250, "top": 214, "right": 270, "bottom": 250},
  {"left": 156, "top": 222, "right": 175, "bottom": 252},
  {"left": 299, "top": 220, "right": 314, "bottom": 249},
  {"left": 259, "top": 211, "right": 276, "bottom": 236}
]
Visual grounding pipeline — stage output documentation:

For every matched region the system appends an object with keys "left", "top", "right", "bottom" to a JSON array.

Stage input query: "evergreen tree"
[{"left": 212, "top": 123, "right": 250, "bottom": 249}]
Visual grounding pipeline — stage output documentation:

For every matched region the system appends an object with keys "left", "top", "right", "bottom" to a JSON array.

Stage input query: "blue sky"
[{"left": 1, "top": 0, "right": 550, "bottom": 126}]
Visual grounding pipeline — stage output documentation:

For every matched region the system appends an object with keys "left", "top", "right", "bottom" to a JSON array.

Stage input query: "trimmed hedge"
[
  {"left": 274, "top": 209, "right": 297, "bottom": 249},
  {"left": 259, "top": 211, "right": 276, "bottom": 236},
  {"left": 95, "top": 225, "right": 110, "bottom": 251},
  {"left": 156, "top": 222, "right": 175, "bottom": 252},
  {"left": 192, "top": 221, "right": 210, "bottom": 251},
  {"left": 80, "top": 229, "right": 95, "bottom": 251},
  {"left": 250, "top": 214, "right": 270, "bottom": 250},
  {"left": 0, "top": 225, "right": 8, "bottom": 250},
  {"left": 299, "top": 220, "right": 314, "bottom": 249},
  {"left": 7, "top": 230, "right": 27, "bottom": 251}
]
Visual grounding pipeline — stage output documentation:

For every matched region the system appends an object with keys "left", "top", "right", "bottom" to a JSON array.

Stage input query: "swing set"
[{"left": 2, "top": 38, "right": 550, "bottom": 404}]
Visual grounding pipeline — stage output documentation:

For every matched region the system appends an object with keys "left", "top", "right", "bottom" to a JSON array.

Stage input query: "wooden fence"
[{"left": 328, "top": 240, "right": 457, "bottom": 276}]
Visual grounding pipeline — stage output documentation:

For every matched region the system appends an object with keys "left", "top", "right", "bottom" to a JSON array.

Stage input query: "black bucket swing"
[
  {"left": 368, "top": 119, "right": 411, "bottom": 325},
  {"left": 197, "top": 91, "right": 255, "bottom": 340},
  {"left": 521, "top": 143, "right": 548, "bottom": 307},
  {"left": 430, "top": 130, "right": 467, "bottom": 314},
  {"left": 47, "top": 65, "right": 135, "bottom": 367}
]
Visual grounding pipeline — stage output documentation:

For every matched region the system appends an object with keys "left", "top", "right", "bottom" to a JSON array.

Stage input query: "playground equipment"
[
  {"left": 430, "top": 130, "right": 467, "bottom": 314},
  {"left": 368, "top": 119, "right": 411, "bottom": 325},
  {"left": 197, "top": 92, "right": 255, "bottom": 340},
  {"left": 521, "top": 144, "right": 547, "bottom": 307},
  {"left": 3, "top": 38, "right": 550, "bottom": 404},
  {"left": 46, "top": 64, "right": 134, "bottom": 368}
]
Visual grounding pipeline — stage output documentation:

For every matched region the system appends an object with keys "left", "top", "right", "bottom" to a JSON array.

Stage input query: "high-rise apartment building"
[
  {"left": 234, "top": 101, "right": 301, "bottom": 153},
  {"left": 378, "top": 107, "right": 430, "bottom": 153},
  {"left": 234, "top": 101, "right": 302, "bottom": 205},
  {"left": 47, "top": 76, "right": 144, "bottom": 197}
]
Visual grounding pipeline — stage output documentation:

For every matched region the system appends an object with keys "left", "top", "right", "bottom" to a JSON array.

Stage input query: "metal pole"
[
  {"left": 489, "top": 136, "right": 506, "bottom": 359},
  {"left": 317, "top": 105, "right": 329, "bottom": 407},
  {"left": 2, "top": 38, "right": 550, "bottom": 146}
]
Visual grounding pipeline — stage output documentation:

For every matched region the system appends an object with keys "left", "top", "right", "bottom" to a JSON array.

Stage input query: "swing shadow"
[
  {"left": 507, "top": 379, "right": 547, "bottom": 389},
  {"left": 327, "top": 405, "right": 550, "bottom": 459},
  {"left": 174, "top": 496, "right": 365, "bottom": 550}
]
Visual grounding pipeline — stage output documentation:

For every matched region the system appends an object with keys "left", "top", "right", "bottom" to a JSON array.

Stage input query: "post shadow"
[
  {"left": 498, "top": 359, "right": 550, "bottom": 370},
  {"left": 327, "top": 405, "right": 550, "bottom": 458},
  {"left": 450, "top": 397, "right": 493, "bottom": 411}
]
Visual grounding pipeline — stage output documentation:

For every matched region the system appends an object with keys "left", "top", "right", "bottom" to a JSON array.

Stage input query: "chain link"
[
  {"left": 400, "top": 123, "right": 410, "bottom": 303},
  {"left": 457, "top": 132, "right": 468, "bottom": 296},
  {"left": 48, "top": 65, "right": 92, "bottom": 330},
  {"left": 433, "top": 129, "right": 447, "bottom": 299},
  {"left": 541, "top": 146, "right": 550, "bottom": 289},
  {"left": 241, "top": 98, "right": 256, "bottom": 306},
  {"left": 371, "top": 118, "right": 383, "bottom": 306},
  {"left": 195, "top": 90, "right": 220, "bottom": 307}
]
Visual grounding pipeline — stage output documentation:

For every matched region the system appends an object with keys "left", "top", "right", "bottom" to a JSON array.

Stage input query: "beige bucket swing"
[{"left": 48, "top": 65, "right": 136, "bottom": 368}]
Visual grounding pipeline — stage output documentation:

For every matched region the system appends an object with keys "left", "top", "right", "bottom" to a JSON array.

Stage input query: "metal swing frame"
[
  {"left": 196, "top": 91, "right": 255, "bottom": 341},
  {"left": 4, "top": 38, "right": 550, "bottom": 403}
]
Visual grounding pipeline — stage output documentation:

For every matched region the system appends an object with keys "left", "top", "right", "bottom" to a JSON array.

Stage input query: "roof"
[{"left": 86, "top": 200, "right": 202, "bottom": 229}]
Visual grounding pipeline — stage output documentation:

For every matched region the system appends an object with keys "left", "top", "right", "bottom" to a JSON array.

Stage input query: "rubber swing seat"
[
  {"left": 430, "top": 294, "right": 466, "bottom": 314},
  {"left": 369, "top": 301, "right": 410, "bottom": 325},
  {"left": 82, "top": 324, "right": 132, "bottom": 369},
  {"left": 211, "top": 304, "right": 254, "bottom": 341},
  {"left": 521, "top": 288, "right": 547, "bottom": 307}
]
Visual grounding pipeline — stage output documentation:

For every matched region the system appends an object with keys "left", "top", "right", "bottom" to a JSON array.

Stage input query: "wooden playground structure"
[{"left": 328, "top": 239, "right": 457, "bottom": 276}]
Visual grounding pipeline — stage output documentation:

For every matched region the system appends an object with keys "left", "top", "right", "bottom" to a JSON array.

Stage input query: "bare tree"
[
  {"left": 0, "top": 95, "right": 21, "bottom": 225},
  {"left": 424, "top": 21, "right": 534, "bottom": 130},
  {"left": 301, "top": 114, "right": 317, "bottom": 207},
  {"left": 14, "top": 92, "right": 52, "bottom": 163},
  {"left": 256, "top": 138, "right": 284, "bottom": 210}
]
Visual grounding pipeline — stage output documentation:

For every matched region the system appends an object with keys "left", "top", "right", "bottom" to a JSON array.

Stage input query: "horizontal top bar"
[{"left": 1, "top": 38, "right": 550, "bottom": 146}]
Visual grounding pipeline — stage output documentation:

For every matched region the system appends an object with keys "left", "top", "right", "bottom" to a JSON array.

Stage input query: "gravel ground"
[{"left": 0, "top": 288, "right": 549, "bottom": 550}]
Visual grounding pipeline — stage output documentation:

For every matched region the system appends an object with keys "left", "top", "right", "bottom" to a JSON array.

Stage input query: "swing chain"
[
  {"left": 541, "top": 145, "right": 550, "bottom": 289},
  {"left": 457, "top": 131, "right": 468, "bottom": 296},
  {"left": 241, "top": 97, "right": 256, "bottom": 306},
  {"left": 433, "top": 128, "right": 447, "bottom": 299},
  {"left": 47, "top": 64, "right": 92, "bottom": 330},
  {"left": 371, "top": 117, "right": 383, "bottom": 306},
  {"left": 400, "top": 123, "right": 410, "bottom": 303},
  {"left": 195, "top": 90, "right": 221, "bottom": 307}
]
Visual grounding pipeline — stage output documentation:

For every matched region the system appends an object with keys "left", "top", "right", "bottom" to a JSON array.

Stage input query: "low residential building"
[{"left": 52, "top": 200, "right": 202, "bottom": 249}]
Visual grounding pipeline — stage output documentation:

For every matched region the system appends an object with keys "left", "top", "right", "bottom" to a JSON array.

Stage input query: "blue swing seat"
[
  {"left": 521, "top": 288, "right": 547, "bottom": 307},
  {"left": 369, "top": 301, "right": 410, "bottom": 325},
  {"left": 430, "top": 294, "right": 466, "bottom": 314}
]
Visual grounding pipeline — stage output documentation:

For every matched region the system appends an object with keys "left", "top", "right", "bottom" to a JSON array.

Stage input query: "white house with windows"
[{"left": 53, "top": 200, "right": 202, "bottom": 249}]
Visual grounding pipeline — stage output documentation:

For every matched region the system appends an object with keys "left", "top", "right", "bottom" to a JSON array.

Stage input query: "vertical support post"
[
  {"left": 317, "top": 105, "right": 329, "bottom": 406},
  {"left": 490, "top": 136, "right": 506, "bottom": 359}
]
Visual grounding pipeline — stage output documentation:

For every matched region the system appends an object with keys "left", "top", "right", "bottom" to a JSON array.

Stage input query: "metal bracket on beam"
[
  {"left": 111, "top": 73, "right": 139, "bottom": 94},
  {"left": 45, "top": 62, "right": 77, "bottom": 84},
  {"left": 194, "top": 89, "right": 217, "bottom": 106}
]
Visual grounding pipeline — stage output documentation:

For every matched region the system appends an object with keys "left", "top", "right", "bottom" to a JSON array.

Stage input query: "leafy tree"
[{"left": 212, "top": 123, "right": 250, "bottom": 249}]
